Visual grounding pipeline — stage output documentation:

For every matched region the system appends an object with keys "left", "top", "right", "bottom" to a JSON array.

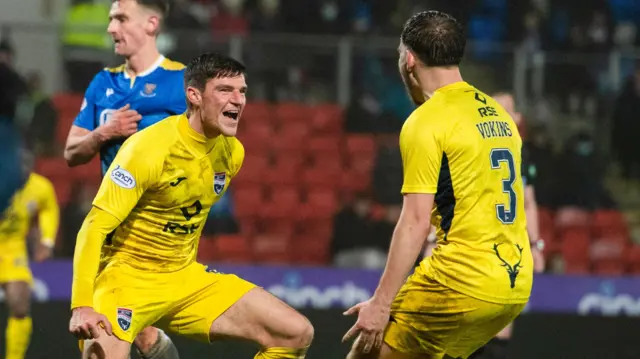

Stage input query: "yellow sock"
[
  {"left": 6, "top": 316, "right": 32, "bottom": 359},
  {"left": 254, "top": 346, "right": 309, "bottom": 359}
]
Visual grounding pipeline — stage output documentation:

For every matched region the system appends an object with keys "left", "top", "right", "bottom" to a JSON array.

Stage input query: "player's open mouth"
[{"left": 222, "top": 111, "right": 239, "bottom": 120}]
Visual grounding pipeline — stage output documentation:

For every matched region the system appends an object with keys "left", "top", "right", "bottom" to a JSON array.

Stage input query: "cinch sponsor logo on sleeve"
[{"left": 110, "top": 165, "right": 136, "bottom": 189}]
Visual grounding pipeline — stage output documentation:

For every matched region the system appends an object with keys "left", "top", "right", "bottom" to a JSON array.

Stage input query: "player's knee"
[
  {"left": 134, "top": 327, "right": 160, "bottom": 353},
  {"left": 274, "top": 315, "right": 314, "bottom": 349},
  {"left": 7, "top": 298, "right": 30, "bottom": 318}
]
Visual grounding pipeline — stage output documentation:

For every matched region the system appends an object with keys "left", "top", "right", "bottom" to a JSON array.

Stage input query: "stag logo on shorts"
[
  {"left": 117, "top": 307, "right": 133, "bottom": 331},
  {"left": 110, "top": 165, "right": 136, "bottom": 189},
  {"left": 493, "top": 243, "right": 524, "bottom": 289},
  {"left": 213, "top": 172, "right": 226, "bottom": 195}
]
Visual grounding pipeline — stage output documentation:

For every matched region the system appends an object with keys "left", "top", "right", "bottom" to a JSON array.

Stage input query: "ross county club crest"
[
  {"left": 213, "top": 172, "right": 226, "bottom": 195},
  {"left": 117, "top": 307, "right": 133, "bottom": 331}
]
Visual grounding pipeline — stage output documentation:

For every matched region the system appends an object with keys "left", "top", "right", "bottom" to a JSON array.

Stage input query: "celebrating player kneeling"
[
  {"left": 69, "top": 53, "right": 314, "bottom": 359},
  {"left": 343, "top": 11, "right": 533, "bottom": 359}
]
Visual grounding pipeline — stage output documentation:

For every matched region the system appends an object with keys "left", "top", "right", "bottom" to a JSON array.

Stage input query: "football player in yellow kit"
[
  {"left": 343, "top": 11, "right": 533, "bottom": 359},
  {"left": 0, "top": 148, "right": 59, "bottom": 359},
  {"left": 69, "top": 53, "right": 313, "bottom": 359}
]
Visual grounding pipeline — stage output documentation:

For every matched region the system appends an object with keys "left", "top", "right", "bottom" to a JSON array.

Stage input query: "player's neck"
[
  {"left": 188, "top": 112, "right": 221, "bottom": 139},
  {"left": 125, "top": 45, "right": 161, "bottom": 77},
  {"left": 417, "top": 67, "right": 463, "bottom": 99}
]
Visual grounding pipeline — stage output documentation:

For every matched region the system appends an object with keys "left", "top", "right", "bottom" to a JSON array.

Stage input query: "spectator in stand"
[
  {"left": 250, "top": 0, "right": 284, "bottom": 33},
  {"left": 60, "top": 184, "right": 96, "bottom": 258},
  {"left": 165, "top": 0, "right": 207, "bottom": 64},
  {"left": 332, "top": 193, "right": 386, "bottom": 269},
  {"left": 612, "top": 64, "right": 640, "bottom": 185},
  {"left": 371, "top": 137, "right": 403, "bottom": 205},
  {"left": 22, "top": 72, "right": 58, "bottom": 157},
  {"left": 210, "top": 0, "right": 248, "bottom": 37}
]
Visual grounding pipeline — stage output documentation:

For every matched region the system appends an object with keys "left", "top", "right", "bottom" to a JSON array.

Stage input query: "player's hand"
[
  {"left": 34, "top": 243, "right": 53, "bottom": 262},
  {"left": 103, "top": 104, "right": 142, "bottom": 139},
  {"left": 69, "top": 306, "right": 113, "bottom": 340},
  {"left": 342, "top": 297, "right": 390, "bottom": 353},
  {"left": 532, "top": 247, "right": 545, "bottom": 273}
]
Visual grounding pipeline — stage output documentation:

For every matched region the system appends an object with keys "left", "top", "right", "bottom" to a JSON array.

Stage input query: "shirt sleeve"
[
  {"left": 400, "top": 116, "right": 444, "bottom": 194},
  {"left": 230, "top": 139, "right": 245, "bottom": 178},
  {"left": 71, "top": 206, "right": 121, "bottom": 308},
  {"left": 36, "top": 177, "right": 60, "bottom": 247},
  {"left": 73, "top": 73, "right": 102, "bottom": 131},
  {"left": 92, "top": 134, "right": 163, "bottom": 221}
]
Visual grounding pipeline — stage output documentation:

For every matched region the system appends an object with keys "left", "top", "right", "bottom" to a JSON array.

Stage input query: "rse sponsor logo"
[
  {"left": 162, "top": 200, "right": 202, "bottom": 235},
  {"left": 117, "top": 307, "right": 133, "bottom": 331},
  {"left": 110, "top": 165, "right": 136, "bottom": 189}
]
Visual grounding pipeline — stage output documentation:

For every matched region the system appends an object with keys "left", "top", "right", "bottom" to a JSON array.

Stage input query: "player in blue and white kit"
[{"left": 63, "top": 1, "right": 184, "bottom": 358}]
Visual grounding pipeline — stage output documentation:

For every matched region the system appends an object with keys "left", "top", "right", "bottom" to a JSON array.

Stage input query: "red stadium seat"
[
  {"left": 237, "top": 122, "right": 274, "bottom": 153},
  {"left": 298, "top": 218, "right": 334, "bottom": 240},
  {"left": 252, "top": 234, "right": 291, "bottom": 264},
  {"left": 555, "top": 207, "right": 590, "bottom": 229},
  {"left": 345, "top": 134, "right": 376, "bottom": 156},
  {"left": 274, "top": 102, "right": 312, "bottom": 124},
  {"left": 264, "top": 156, "right": 303, "bottom": 187},
  {"left": 347, "top": 152, "right": 376, "bottom": 175},
  {"left": 232, "top": 186, "right": 264, "bottom": 217},
  {"left": 52, "top": 93, "right": 84, "bottom": 113},
  {"left": 340, "top": 170, "right": 371, "bottom": 193},
  {"left": 56, "top": 112, "right": 76, "bottom": 146},
  {"left": 593, "top": 261, "right": 625, "bottom": 276},
  {"left": 212, "top": 234, "right": 252, "bottom": 263},
  {"left": 625, "top": 246, "right": 640, "bottom": 273},
  {"left": 262, "top": 218, "right": 297, "bottom": 237},
  {"left": 35, "top": 157, "right": 69, "bottom": 178},
  {"left": 272, "top": 122, "right": 310, "bottom": 154},
  {"left": 50, "top": 180, "right": 72, "bottom": 206},
  {"left": 233, "top": 155, "right": 269, "bottom": 186},
  {"left": 291, "top": 233, "right": 332, "bottom": 265},
  {"left": 236, "top": 216, "right": 259, "bottom": 238},
  {"left": 564, "top": 262, "right": 590, "bottom": 275},
  {"left": 560, "top": 228, "right": 590, "bottom": 268},
  {"left": 260, "top": 187, "right": 301, "bottom": 219},
  {"left": 592, "top": 209, "right": 628, "bottom": 238},
  {"left": 299, "top": 188, "right": 338, "bottom": 219},
  {"left": 197, "top": 236, "right": 217, "bottom": 262},
  {"left": 302, "top": 166, "right": 342, "bottom": 189},
  {"left": 310, "top": 104, "right": 343, "bottom": 134},
  {"left": 70, "top": 157, "right": 102, "bottom": 184},
  {"left": 242, "top": 102, "right": 274, "bottom": 123},
  {"left": 307, "top": 136, "right": 342, "bottom": 155}
]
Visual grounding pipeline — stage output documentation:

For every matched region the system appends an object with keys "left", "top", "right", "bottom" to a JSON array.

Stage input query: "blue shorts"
[{"left": 0, "top": 121, "right": 25, "bottom": 213}]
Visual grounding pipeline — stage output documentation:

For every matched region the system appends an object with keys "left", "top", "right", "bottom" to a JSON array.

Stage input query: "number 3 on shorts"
[{"left": 490, "top": 148, "right": 517, "bottom": 225}]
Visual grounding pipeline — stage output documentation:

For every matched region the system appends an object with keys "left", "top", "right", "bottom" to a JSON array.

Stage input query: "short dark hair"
[
  {"left": 184, "top": 53, "right": 246, "bottom": 91},
  {"left": 138, "top": 0, "right": 169, "bottom": 17},
  {"left": 400, "top": 10, "right": 466, "bottom": 67}
]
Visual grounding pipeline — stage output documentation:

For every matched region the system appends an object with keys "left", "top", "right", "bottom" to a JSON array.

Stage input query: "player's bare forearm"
[
  {"left": 39, "top": 199, "right": 59, "bottom": 248},
  {"left": 64, "top": 126, "right": 110, "bottom": 167},
  {"left": 524, "top": 185, "right": 539, "bottom": 242},
  {"left": 71, "top": 206, "right": 121, "bottom": 309},
  {"left": 373, "top": 193, "right": 433, "bottom": 306}
]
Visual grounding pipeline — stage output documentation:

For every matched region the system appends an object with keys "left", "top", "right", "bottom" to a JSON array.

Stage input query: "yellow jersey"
[
  {"left": 400, "top": 81, "right": 533, "bottom": 304},
  {"left": 0, "top": 172, "right": 60, "bottom": 251},
  {"left": 92, "top": 114, "right": 244, "bottom": 273}
]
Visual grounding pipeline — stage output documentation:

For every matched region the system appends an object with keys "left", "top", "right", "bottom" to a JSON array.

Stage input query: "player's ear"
[
  {"left": 146, "top": 14, "right": 161, "bottom": 35},
  {"left": 405, "top": 50, "right": 417, "bottom": 70},
  {"left": 186, "top": 87, "right": 202, "bottom": 108}
]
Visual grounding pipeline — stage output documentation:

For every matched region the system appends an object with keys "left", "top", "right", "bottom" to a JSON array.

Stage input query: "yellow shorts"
[
  {"left": 0, "top": 250, "right": 32, "bottom": 284},
  {"left": 92, "top": 261, "right": 256, "bottom": 343},
  {"left": 384, "top": 271, "right": 526, "bottom": 359}
]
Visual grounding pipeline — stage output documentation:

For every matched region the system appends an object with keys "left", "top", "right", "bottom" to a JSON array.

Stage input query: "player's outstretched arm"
[
  {"left": 343, "top": 116, "right": 439, "bottom": 353},
  {"left": 34, "top": 176, "right": 60, "bottom": 261}
]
